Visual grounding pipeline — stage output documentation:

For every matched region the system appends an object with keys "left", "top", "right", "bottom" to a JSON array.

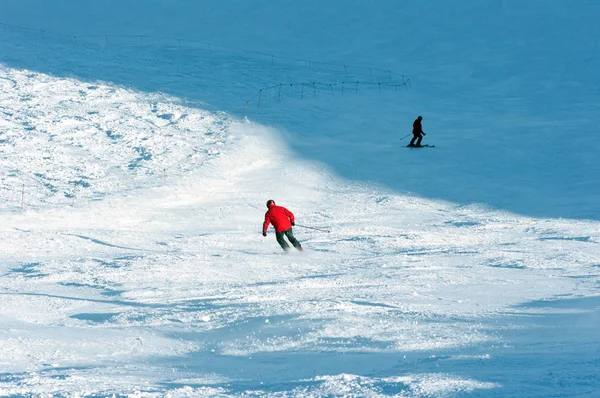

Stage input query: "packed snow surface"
[{"left": 1, "top": 0, "right": 599, "bottom": 396}]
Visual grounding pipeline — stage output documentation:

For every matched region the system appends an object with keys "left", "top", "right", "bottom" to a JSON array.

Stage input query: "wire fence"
[
  {"left": 0, "top": 21, "right": 409, "bottom": 83},
  {"left": 243, "top": 79, "right": 411, "bottom": 116}
]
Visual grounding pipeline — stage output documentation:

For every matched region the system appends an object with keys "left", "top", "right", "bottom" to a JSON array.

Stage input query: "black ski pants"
[
  {"left": 410, "top": 132, "right": 423, "bottom": 146},
  {"left": 275, "top": 228, "right": 302, "bottom": 252}
]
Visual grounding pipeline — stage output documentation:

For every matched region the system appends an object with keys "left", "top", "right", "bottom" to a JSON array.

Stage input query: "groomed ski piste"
[{"left": 1, "top": 0, "right": 600, "bottom": 396}]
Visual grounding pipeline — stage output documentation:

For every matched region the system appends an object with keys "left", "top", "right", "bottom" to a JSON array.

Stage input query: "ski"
[{"left": 406, "top": 144, "right": 435, "bottom": 148}]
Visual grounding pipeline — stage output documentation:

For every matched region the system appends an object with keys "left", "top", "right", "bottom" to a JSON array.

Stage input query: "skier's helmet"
[
  {"left": 418, "top": 116, "right": 423, "bottom": 120},
  {"left": 266, "top": 199, "right": 276, "bottom": 208}
]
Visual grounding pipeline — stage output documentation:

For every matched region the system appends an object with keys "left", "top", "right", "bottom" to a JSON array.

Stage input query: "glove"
[
  {"left": 262, "top": 232, "right": 267, "bottom": 237},
  {"left": 422, "top": 132, "right": 426, "bottom": 136},
  {"left": 291, "top": 222, "right": 295, "bottom": 226}
]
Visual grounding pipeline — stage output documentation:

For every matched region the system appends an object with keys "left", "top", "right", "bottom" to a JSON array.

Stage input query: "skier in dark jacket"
[
  {"left": 408, "top": 116, "right": 426, "bottom": 147},
  {"left": 262, "top": 199, "right": 303, "bottom": 252}
]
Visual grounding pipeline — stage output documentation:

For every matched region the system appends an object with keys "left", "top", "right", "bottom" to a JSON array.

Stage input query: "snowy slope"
[{"left": 1, "top": 0, "right": 600, "bottom": 396}]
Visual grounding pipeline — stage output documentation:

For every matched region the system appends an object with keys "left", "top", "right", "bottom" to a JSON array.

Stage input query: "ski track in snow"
[{"left": 1, "top": 65, "right": 599, "bottom": 396}]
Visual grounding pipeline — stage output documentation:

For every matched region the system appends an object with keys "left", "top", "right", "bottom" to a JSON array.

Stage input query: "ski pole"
[
  {"left": 295, "top": 224, "right": 331, "bottom": 233},
  {"left": 400, "top": 133, "right": 412, "bottom": 140}
]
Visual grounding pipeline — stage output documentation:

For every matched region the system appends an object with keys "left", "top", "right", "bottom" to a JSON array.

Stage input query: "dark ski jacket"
[
  {"left": 413, "top": 118, "right": 424, "bottom": 134},
  {"left": 263, "top": 204, "right": 295, "bottom": 233}
]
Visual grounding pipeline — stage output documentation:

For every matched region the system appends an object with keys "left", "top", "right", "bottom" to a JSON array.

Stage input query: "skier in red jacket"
[{"left": 262, "top": 199, "right": 303, "bottom": 252}]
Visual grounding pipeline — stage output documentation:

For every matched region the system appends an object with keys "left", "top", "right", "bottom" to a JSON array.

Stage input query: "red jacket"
[{"left": 263, "top": 205, "right": 295, "bottom": 233}]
